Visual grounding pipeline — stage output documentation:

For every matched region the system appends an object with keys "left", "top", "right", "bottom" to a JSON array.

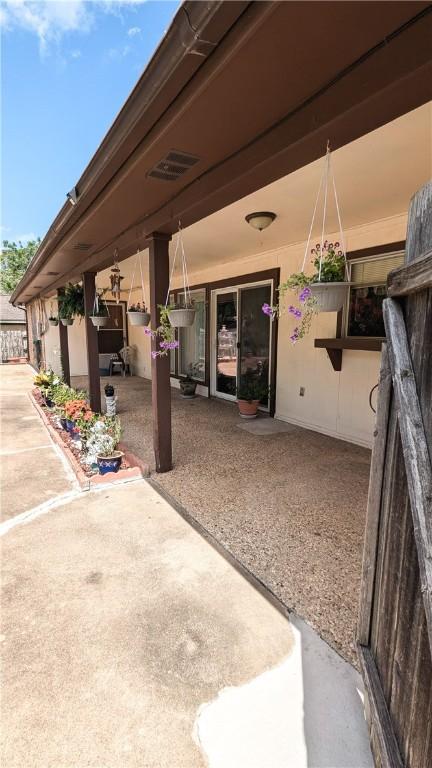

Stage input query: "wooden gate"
[{"left": 357, "top": 181, "right": 432, "bottom": 767}]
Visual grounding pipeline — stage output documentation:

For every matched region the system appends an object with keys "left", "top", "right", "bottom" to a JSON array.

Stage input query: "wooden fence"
[
  {"left": 0, "top": 329, "right": 28, "bottom": 362},
  {"left": 357, "top": 180, "right": 432, "bottom": 767}
]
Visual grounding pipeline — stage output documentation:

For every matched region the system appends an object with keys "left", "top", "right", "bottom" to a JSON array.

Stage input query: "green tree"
[{"left": 0, "top": 238, "right": 41, "bottom": 293}]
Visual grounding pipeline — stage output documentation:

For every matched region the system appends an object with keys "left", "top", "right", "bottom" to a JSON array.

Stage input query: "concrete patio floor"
[
  {"left": 73, "top": 374, "right": 371, "bottom": 666},
  {"left": 1, "top": 365, "right": 373, "bottom": 767}
]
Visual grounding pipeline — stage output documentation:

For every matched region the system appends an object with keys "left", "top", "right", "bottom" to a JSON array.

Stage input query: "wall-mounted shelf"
[{"left": 314, "top": 337, "right": 384, "bottom": 371}]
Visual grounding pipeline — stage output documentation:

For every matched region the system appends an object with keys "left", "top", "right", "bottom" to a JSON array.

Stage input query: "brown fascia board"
[{"left": 11, "top": 0, "right": 251, "bottom": 305}]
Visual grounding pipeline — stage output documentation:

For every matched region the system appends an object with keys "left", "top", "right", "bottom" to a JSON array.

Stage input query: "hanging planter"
[
  {"left": 48, "top": 317, "right": 58, "bottom": 326},
  {"left": 127, "top": 252, "right": 151, "bottom": 326},
  {"left": 127, "top": 304, "right": 150, "bottom": 326},
  {"left": 262, "top": 142, "right": 350, "bottom": 342},
  {"left": 142, "top": 223, "right": 194, "bottom": 357},
  {"left": 167, "top": 307, "right": 195, "bottom": 327},
  {"left": 58, "top": 283, "right": 85, "bottom": 327},
  {"left": 89, "top": 291, "right": 110, "bottom": 327},
  {"left": 309, "top": 281, "right": 349, "bottom": 313}
]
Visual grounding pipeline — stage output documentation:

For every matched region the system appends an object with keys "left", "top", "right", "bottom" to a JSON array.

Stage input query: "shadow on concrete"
[{"left": 292, "top": 614, "right": 373, "bottom": 768}]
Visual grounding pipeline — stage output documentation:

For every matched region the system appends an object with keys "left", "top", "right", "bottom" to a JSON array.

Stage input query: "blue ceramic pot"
[
  {"left": 97, "top": 452, "right": 123, "bottom": 475},
  {"left": 65, "top": 419, "right": 76, "bottom": 432},
  {"left": 60, "top": 417, "right": 68, "bottom": 431}
]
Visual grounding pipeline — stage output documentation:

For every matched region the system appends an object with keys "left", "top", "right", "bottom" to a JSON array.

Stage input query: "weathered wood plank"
[
  {"left": 358, "top": 344, "right": 392, "bottom": 645},
  {"left": 383, "top": 297, "right": 432, "bottom": 656},
  {"left": 387, "top": 250, "right": 432, "bottom": 297},
  {"left": 405, "top": 181, "right": 432, "bottom": 264},
  {"left": 358, "top": 644, "right": 404, "bottom": 768}
]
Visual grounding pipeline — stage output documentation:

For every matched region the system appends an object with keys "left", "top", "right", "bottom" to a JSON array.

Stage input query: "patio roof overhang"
[{"left": 12, "top": 0, "right": 432, "bottom": 306}]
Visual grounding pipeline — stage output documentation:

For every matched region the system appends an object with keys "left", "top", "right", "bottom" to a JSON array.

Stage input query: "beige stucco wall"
[{"left": 41, "top": 211, "right": 407, "bottom": 448}]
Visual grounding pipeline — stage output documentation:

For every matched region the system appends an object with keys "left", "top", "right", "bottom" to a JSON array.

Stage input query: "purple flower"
[
  {"left": 262, "top": 303, "right": 274, "bottom": 318},
  {"left": 299, "top": 287, "right": 311, "bottom": 303},
  {"left": 160, "top": 340, "right": 179, "bottom": 351},
  {"left": 288, "top": 305, "right": 302, "bottom": 319},
  {"left": 151, "top": 351, "right": 158, "bottom": 359},
  {"left": 144, "top": 327, "right": 154, "bottom": 336},
  {"left": 334, "top": 241, "right": 340, "bottom": 248},
  {"left": 290, "top": 327, "right": 300, "bottom": 344}
]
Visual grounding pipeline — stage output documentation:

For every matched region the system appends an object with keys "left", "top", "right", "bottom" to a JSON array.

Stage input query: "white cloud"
[
  {"left": 108, "top": 43, "right": 131, "bottom": 60},
  {"left": 70, "top": 48, "right": 81, "bottom": 59},
  {"left": 0, "top": 1, "right": 148, "bottom": 55},
  {"left": 127, "top": 25, "right": 140, "bottom": 37},
  {"left": 13, "top": 232, "right": 38, "bottom": 244}
]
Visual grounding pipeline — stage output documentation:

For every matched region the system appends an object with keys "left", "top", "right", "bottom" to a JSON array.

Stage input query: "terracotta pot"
[
  {"left": 127, "top": 311, "right": 150, "bottom": 326},
  {"left": 168, "top": 308, "right": 196, "bottom": 327},
  {"left": 309, "top": 282, "right": 350, "bottom": 312},
  {"left": 60, "top": 318, "right": 74, "bottom": 326},
  {"left": 90, "top": 315, "right": 109, "bottom": 327},
  {"left": 97, "top": 450, "right": 124, "bottom": 475},
  {"left": 237, "top": 399, "right": 260, "bottom": 419}
]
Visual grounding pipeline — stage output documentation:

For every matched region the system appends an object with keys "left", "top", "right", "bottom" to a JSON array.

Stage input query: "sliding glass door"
[{"left": 211, "top": 281, "right": 272, "bottom": 407}]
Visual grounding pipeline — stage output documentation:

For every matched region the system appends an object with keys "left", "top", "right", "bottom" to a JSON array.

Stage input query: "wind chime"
[{"left": 109, "top": 250, "right": 124, "bottom": 304}]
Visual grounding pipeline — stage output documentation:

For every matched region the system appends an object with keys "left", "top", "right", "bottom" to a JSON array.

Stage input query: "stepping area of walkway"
[{"left": 1, "top": 365, "right": 373, "bottom": 767}]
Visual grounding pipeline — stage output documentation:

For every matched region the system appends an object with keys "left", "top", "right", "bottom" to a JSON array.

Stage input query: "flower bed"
[
  {"left": 31, "top": 369, "right": 148, "bottom": 484},
  {"left": 32, "top": 387, "right": 133, "bottom": 477}
]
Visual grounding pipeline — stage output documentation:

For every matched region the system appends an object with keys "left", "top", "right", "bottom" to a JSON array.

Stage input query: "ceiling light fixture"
[{"left": 245, "top": 211, "right": 276, "bottom": 231}]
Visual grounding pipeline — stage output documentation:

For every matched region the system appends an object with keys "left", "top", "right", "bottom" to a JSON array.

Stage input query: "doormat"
[{"left": 236, "top": 418, "right": 299, "bottom": 436}]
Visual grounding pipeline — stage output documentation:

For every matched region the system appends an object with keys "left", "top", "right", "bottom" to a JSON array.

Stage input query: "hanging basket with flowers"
[
  {"left": 263, "top": 142, "right": 351, "bottom": 342},
  {"left": 127, "top": 251, "right": 151, "bottom": 326},
  {"left": 146, "top": 222, "right": 195, "bottom": 358}
]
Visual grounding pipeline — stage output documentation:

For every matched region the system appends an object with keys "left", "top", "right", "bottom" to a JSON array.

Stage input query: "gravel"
[{"left": 73, "top": 375, "right": 371, "bottom": 666}]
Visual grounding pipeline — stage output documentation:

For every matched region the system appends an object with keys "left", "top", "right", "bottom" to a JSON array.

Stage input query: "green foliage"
[
  {"left": 0, "top": 238, "right": 41, "bottom": 293},
  {"left": 237, "top": 371, "right": 270, "bottom": 403},
  {"left": 58, "top": 283, "right": 85, "bottom": 319},
  {"left": 312, "top": 243, "right": 345, "bottom": 282}
]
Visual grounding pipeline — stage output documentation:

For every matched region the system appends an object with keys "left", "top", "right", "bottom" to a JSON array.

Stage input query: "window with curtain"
[
  {"left": 178, "top": 288, "right": 206, "bottom": 381},
  {"left": 346, "top": 252, "right": 404, "bottom": 337}
]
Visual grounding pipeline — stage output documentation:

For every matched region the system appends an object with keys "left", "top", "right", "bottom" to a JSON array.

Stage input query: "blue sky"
[{"left": 1, "top": 0, "right": 180, "bottom": 244}]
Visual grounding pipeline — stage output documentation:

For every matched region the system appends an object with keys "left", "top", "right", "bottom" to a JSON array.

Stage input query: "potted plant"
[
  {"left": 34, "top": 369, "right": 60, "bottom": 406},
  {"left": 127, "top": 302, "right": 150, "bottom": 327},
  {"left": 61, "top": 397, "right": 92, "bottom": 433},
  {"left": 306, "top": 242, "right": 350, "bottom": 312},
  {"left": 167, "top": 301, "right": 196, "bottom": 328},
  {"left": 236, "top": 374, "right": 270, "bottom": 418},
  {"left": 179, "top": 362, "right": 202, "bottom": 398},
  {"left": 85, "top": 417, "right": 123, "bottom": 474},
  {"left": 58, "top": 282, "right": 85, "bottom": 326},
  {"left": 48, "top": 315, "right": 58, "bottom": 326}
]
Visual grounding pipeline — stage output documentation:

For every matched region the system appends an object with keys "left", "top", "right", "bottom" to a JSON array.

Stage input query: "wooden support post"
[
  {"left": 82, "top": 272, "right": 101, "bottom": 413},
  {"left": 148, "top": 232, "right": 172, "bottom": 473},
  {"left": 57, "top": 288, "right": 70, "bottom": 386}
]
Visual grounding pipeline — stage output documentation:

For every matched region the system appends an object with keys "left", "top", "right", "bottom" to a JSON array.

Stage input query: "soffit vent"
[
  {"left": 72, "top": 243, "right": 93, "bottom": 251},
  {"left": 147, "top": 150, "right": 200, "bottom": 182},
  {"left": 45, "top": 271, "right": 60, "bottom": 276}
]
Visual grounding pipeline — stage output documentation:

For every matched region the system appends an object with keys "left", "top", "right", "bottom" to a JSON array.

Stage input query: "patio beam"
[
  {"left": 57, "top": 288, "right": 70, "bottom": 386},
  {"left": 148, "top": 232, "right": 172, "bottom": 473},
  {"left": 82, "top": 272, "right": 101, "bottom": 413}
]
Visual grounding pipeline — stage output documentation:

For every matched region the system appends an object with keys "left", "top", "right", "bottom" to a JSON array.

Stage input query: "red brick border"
[{"left": 29, "top": 392, "right": 150, "bottom": 490}]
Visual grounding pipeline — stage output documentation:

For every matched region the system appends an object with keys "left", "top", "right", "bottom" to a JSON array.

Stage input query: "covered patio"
[{"left": 72, "top": 374, "right": 370, "bottom": 666}]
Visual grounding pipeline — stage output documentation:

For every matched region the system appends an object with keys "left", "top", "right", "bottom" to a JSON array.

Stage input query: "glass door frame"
[{"left": 210, "top": 278, "right": 274, "bottom": 410}]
